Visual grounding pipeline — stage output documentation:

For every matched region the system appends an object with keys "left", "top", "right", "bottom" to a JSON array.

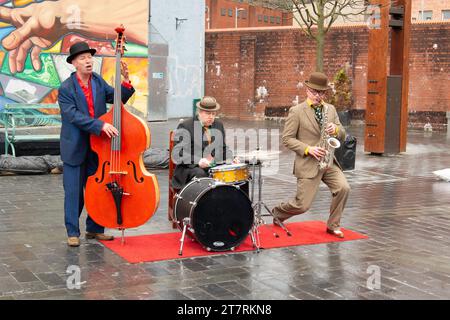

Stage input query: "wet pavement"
[{"left": 0, "top": 118, "right": 449, "bottom": 300}]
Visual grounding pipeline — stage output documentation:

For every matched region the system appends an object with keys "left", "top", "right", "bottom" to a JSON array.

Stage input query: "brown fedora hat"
[
  {"left": 196, "top": 96, "right": 221, "bottom": 111},
  {"left": 304, "top": 72, "right": 330, "bottom": 91}
]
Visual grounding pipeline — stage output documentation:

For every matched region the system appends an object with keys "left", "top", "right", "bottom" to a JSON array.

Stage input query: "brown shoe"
[
  {"left": 85, "top": 232, "right": 114, "bottom": 241},
  {"left": 67, "top": 237, "right": 80, "bottom": 247},
  {"left": 326, "top": 228, "right": 344, "bottom": 238},
  {"left": 273, "top": 218, "right": 284, "bottom": 227},
  {"left": 271, "top": 209, "right": 284, "bottom": 227}
]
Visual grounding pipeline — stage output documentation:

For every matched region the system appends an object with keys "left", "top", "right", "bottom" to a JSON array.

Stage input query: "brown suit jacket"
[{"left": 282, "top": 100, "right": 346, "bottom": 178}]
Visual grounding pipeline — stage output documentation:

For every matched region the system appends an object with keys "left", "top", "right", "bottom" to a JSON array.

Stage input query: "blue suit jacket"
[{"left": 58, "top": 72, "right": 135, "bottom": 166}]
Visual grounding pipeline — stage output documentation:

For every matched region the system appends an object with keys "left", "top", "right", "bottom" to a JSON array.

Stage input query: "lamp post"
[
  {"left": 235, "top": 7, "right": 244, "bottom": 28},
  {"left": 205, "top": 5, "right": 210, "bottom": 30},
  {"left": 421, "top": 0, "right": 424, "bottom": 20}
]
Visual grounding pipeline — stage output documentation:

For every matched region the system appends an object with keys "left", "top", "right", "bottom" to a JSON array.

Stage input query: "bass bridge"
[{"left": 109, "top": 171, "right": 128, "bottom": 175}]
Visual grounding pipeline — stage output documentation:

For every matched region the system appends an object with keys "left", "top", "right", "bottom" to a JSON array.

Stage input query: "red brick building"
[
  {"left": 205, "top": 0, "right": 292, "bottom": 29},
  {"left": 204, "top": 22, "right": 450, "bottom": 130},
  {"left": 412, "top": 0, "right": 450, "bottom": 21}
]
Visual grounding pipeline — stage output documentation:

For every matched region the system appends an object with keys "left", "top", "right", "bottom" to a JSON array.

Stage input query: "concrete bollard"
[{"left": 447, "top": 112, "right": 450, "bottom": 137}]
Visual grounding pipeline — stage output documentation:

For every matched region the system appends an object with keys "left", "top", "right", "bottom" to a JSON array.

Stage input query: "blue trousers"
[{"left": 63, "top": 151, "right": 104, "bottom": 237}]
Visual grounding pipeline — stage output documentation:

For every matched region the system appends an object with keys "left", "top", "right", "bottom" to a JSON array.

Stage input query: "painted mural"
[{"left": 0, "top": 0, "right": 149, "bottom": 117}]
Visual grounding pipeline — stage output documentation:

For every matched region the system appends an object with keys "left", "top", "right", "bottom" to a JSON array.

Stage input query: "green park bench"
[{"left": 1, "top": 103, "right": 61, "bottom": 157}]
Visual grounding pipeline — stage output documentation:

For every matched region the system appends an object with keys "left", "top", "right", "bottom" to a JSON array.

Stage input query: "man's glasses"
[{"left": 307, "top": 88, "right": 326, "bottom": 96}]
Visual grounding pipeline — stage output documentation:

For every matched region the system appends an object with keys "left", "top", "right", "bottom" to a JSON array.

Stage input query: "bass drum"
[{"left": 173, "top": 178, "right": 254, "bottom": 251}]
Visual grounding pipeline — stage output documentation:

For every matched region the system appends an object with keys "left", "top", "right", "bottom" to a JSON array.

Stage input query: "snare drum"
[{"left": 209, "top": 163, "right": 249, "bottom": 184}]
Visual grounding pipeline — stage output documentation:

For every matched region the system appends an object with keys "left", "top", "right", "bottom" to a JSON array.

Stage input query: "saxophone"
[{"left": 318, "top": 104, "right": 341, "bottom": 170}]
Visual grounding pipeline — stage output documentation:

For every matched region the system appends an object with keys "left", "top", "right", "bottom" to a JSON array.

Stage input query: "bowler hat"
[
  {"left": 196, "top": 96, "right": 221, "bottom": 112},
  {"left": 66, "top": 42, "right": 97, "bottom": 64},
  {"left": 304, "top": 72, "right": 330, "bottom": 91}
]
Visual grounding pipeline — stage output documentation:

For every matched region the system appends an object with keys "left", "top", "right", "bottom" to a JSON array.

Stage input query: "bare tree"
[{"left": 269, "top": 0, "right": 368, "bottom": 71}]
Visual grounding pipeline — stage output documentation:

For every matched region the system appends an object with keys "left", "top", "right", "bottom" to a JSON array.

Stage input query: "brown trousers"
[{"left": 273, "top": 164, "right": 350, "bottom": 231}]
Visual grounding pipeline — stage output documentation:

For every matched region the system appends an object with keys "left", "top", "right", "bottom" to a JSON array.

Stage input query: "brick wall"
[{"left": 205, "top": 22, "right": 450, "bottom": 128}]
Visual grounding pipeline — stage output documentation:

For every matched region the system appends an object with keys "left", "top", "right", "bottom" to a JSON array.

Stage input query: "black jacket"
[{"left": 171, "top": 116, "right": 233, "bottom": 189}]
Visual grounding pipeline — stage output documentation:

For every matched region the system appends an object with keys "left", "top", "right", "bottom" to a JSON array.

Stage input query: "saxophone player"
[{"left": 272, "top": 72, "right": 350, "bottom": 238}]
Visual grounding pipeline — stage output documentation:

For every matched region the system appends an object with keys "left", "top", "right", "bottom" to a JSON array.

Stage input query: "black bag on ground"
[
  {"left": 0, "top": 148, "right": 170, "bottom": 174},
  {"left": 0, "top": 155, "right": 62, "bottom": 174},
  {"left": 143, "top": 148, "right": 169, "bottom": 170},
  {"left": 335, "top": 135, "right": 357, "bottom": 171}
]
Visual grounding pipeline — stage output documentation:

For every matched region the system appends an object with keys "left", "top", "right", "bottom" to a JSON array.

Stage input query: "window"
[
  {"left": 228, "top": 9, "right": 233, "bottom": 17},
  {"left": 264, "top": 15, "right": 268, "bottom": 22},
  {"left": 270, "top": 16, "right": 275, "bottom": 24},
  {"left": 258, "top": 15, "right": 263, "bottom": 22},
  {"left": 276, "top": 17, "right": 281, "bottom": 24},
  {"left": 418, "top": 10, "right": 433, "bottom": 20},
  {"left": 220, "top": 8, "right": 226, "bottom": 16},
  {"left": 443, "top": 10, "right": 450, "bottom": 20},
  {"left": 236, "top": 10, "right": 246, "bottom": 19}
]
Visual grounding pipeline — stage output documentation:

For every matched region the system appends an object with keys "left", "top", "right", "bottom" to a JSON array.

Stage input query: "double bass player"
[{"left": 58, "top": 41, "right": 135, "bottom": 247}]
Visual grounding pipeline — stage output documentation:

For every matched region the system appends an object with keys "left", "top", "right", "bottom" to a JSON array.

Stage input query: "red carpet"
[{"left": 101, "top": 221, "right": 368, "bottom": 263}]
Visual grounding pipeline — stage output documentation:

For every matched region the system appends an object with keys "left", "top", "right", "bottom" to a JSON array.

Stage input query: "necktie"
[
  {"left": 203, "top": 126, "right": 216, "bottom": 167},
  {"left": 204, "top": 126, "right": 211, "bottom": 145},
  {"left": 313, "top": 105, "right": 324, "bottom": 127}
]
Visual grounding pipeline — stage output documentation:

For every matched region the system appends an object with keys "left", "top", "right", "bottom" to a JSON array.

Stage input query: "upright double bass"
[{"left": 86, "top": 25, "right": 160, "bottom": 235}]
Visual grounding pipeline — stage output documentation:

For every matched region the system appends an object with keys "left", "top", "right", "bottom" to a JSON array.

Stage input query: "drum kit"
[{"left": 173, "top": 149, "right": 291, "bottom": 256}]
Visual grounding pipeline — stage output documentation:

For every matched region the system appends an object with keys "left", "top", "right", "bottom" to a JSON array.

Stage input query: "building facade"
[
  {"left": 205, "top": 0, "right": 292, "bottom": 29},
  {"left": 412, "top": 0, "right": 450, "bottom": 21},
  {"left": 150, "top": 0, "right": 205, "bottom": 119},
  {"left": 292, "top": 0, "right": 450, "bottom": 27}
]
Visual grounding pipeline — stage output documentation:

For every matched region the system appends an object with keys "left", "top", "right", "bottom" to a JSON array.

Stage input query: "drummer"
[{"left": 171, "top": 96, "right": 239, "bottom": 189}]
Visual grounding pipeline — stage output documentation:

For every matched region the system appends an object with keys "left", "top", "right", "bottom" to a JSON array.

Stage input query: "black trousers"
[{"left": 172, "top": 166, "right": 209, "bottom": 189}]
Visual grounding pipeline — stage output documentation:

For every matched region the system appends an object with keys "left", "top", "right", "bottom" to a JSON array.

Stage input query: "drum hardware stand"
[
  {"left": 250, "top": 158, "right": 256, "bottom": 203},
  {"left": 179, "top": 217, "right": 190, "bottom": 256},
  {"left": 249, "top": 153, "right": 292, "bottom": 239},
  {"left": 250, "top": 224, "right": 261, "bottom": 253},
  {"left": 119, "top": 228, "right": 125, "bottom": 245}
]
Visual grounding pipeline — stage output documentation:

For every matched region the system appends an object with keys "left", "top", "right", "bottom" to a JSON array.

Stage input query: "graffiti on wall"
[{"left": 0, "top": 0, "right": 149, "bottom": 116}]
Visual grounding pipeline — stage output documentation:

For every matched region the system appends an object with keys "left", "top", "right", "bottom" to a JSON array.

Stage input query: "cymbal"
[{"left": 236, "top": 150, "right": 281, "bottom": 161}]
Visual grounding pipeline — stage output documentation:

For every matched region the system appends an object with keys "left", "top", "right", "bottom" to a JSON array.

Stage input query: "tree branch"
[
  {"left": 323, "top": 1, "right": 339, "bottom": 19},
  {"left": 275, "top": 1, "right": 369, "bottom": 41},
  {"left": 309, "top": 0, "right": 320, "bottom": 17}
]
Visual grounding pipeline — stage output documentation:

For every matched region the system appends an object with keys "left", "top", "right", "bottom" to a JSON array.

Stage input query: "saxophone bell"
[{"left": 327, "top": 137, "right": 341, "bottom": 149}]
